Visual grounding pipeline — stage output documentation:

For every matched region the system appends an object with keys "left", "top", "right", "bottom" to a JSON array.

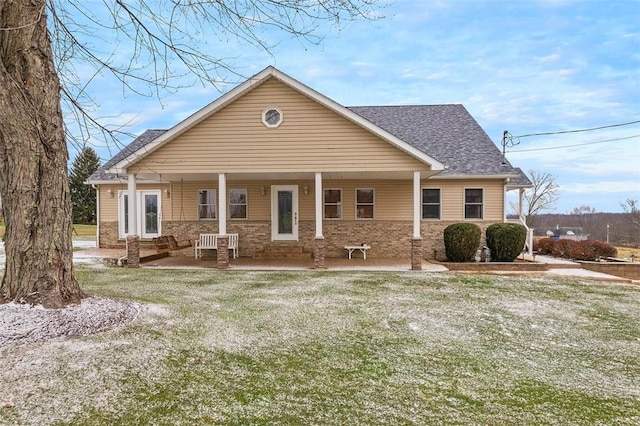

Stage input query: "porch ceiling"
[{"left": 135, "top": 170, "right": 441, "bottom": 182}]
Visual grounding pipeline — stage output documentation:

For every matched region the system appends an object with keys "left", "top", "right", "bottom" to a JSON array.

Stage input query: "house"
[
  {"left": 535, "top": 226, "right": 588, "bottom": 241},
  {"left": 88, "top": 66, "right": 532, "bottom": 269}
]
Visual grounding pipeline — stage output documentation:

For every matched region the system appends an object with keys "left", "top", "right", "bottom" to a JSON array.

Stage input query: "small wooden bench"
[
  {"left": 344, "top": 244, "right": 371, "bottom": 260},
  {"left": 195, "top": 233, "right": 239, "bottom": 259}
]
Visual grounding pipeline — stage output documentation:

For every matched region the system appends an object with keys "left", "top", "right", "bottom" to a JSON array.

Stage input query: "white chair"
[
  {"left": 228, "top": 234, "right": 239, "bottom": 259},
  {"left": 194, "top": 234, "right": 218, "bottom": 259}
]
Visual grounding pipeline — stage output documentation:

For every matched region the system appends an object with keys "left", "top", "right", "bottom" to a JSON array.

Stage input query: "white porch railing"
[{"left": 507, "top": 217, "right": 533, "bottom": 256}]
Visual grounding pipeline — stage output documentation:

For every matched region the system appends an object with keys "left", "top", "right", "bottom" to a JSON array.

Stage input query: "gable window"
[
  {"left": 356, "top": 188, "right": 374, "bottom": 219},
  {"left": 262, "top": 107, "right": 283, "bottom": 128},
  {"left": 229, "top": 189, "right": 247, "bottom": 219},
  {"left": 198, "top": 189, "right": 216, "bottom": 220},
  {"left": 464, "top": 188, "right": 483, "bottom": 219},
  {"left": 422, "top": 188, "right": 441, "bottom": 219},
  {"left": 324, "top": 189, "right": 342, "bottom": 219}
]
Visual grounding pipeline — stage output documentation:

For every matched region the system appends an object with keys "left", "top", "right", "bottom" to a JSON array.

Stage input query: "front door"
[
  {"left": 271, "top": 185, "right": 298, "bottom": 241},
  {"left": 120, "top": 190, "right": 161, "bottom": 239},
  {"left": 140, "top": 191, "right": 160, "bottom": 239}
]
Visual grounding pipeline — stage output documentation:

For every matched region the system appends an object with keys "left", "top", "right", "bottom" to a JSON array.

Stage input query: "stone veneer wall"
[
  {"left": 100, "top": 219, "right": 496, "bottom": 260},
  {"left": 578, "top": 261, "right": 640, "bottom": 280}
]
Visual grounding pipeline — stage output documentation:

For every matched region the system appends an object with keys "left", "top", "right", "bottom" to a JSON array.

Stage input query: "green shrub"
[
  {"left": 444, "top": 223, "right": 481, "bottom": 262},
  {"left": 485, "top": 223, "right": 527, "bottom": 262}
]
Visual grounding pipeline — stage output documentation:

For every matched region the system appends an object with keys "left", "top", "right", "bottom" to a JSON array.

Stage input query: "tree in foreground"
[
  {"left": 0, "top": 0, "right": 381, "bottom": 307},
  {"left": 70, "top": 147, "right": 101, "bottom": 225}
]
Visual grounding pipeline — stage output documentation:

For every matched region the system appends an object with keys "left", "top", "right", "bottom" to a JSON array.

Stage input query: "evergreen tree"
[{"left": 70, "top": 147, "right": 100, "bottom": 224}]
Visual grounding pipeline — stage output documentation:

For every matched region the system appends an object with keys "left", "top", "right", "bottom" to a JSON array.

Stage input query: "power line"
[
  {"left": 514, "top": 120, "right": 640, "bottom": 138},
  {"left": 507, "top": 134, "right": 640, "bottom": 153}
]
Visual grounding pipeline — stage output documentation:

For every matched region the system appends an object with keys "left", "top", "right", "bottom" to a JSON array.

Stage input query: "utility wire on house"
[
  {"left": 502, "top": 119, "right": 640, "bottom": 154},
  {"left": 515, "top": 120, "right": 640, "bottom": 138},
  {"left": 507, "top": 134, "right": 640, "bottom": 153}
]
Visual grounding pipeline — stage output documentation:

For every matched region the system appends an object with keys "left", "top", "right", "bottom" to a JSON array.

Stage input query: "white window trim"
[
  {"left": 229, "top": 188, "right": 248, "bottom": 220},
  {"left": 198, "top": 189, "right": 217, "bottom": 221},
  {"left": 323, "top": 188, "right": 343, "bottom": 220},
  {"left": 262, "top": 106, "right": 283, "bottom": 128},
  {"left": 464, "top": 187, "right": 484, "bottom": 220},
  {"left": 355, "top": 188, "right": 375, "bottom": 220},
  {"left": 118, "top": 189, "right": 162, "bottom": 239},
  {"left": 421, "top": 187, "right": 441, "bottom": 220}
]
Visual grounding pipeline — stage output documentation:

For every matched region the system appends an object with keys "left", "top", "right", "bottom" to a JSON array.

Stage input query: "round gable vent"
[{"left": 262, "top": 107, "right": 283, "bottom": 128}]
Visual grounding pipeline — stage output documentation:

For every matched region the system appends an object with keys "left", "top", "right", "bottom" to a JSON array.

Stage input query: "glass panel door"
[
  {"left": 140, "top": 191, "right": 161, "bottom": 239},
  {"left": 278, "top": 191, "right": 293, "bottom": 234},
  {"left": 271, "top": 185, "right": 298, "bottom": 241}
]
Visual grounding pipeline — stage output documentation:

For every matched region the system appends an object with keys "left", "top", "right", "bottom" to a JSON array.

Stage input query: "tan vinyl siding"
[
  {"left": 129, "top": 78, "right": 429, "bottom": 175},
  {"left": 168, "top": 181, "right": 271, "bottom": 221},
  {"left": 98, "top": 183, "right": 169, "bottom": 222},
  {"left": 99, "top": 179, "right": 504, "bottom": 224},
  {"left": 436, "top": 179, "right": 504, "bottom": 221}
]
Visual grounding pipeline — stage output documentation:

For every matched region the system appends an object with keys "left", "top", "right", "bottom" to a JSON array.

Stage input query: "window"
[
  {"left": 229, "top": 189, "right": 247, "bottom": 219},
  {"left": 262, "top": 107, "right": 283, "bottom": 128},
  {"left": 356, "top": 188, "right": 374, "bottom": 219},
  {"left": 121, "top": 192, "right": 129, "bottom": 235},
  {"left": 198, "top": 189, "right": 216, "bottom": 220},
  {"left": 422, "top": 188, "right": 441, "bottom": 219},
  {"left": 324, "top": 189, "right": 342, "bottom": 219},
  {"left": 464, "top": 188, "right": 483, "bottom": 219}
]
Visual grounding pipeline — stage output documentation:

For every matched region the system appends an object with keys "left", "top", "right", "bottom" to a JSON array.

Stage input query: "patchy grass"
[
  {"left": 2, "top": 269, "right": 639, "bottom": 425},
  {"left": 0, "top": 223, "right": 95, "bottom": 239},
  {"left": 616, "top": 245, "right": 640, "bottom": 260},
  {"left": 72, "top": 224, "right": 97, "bottom": 238}
]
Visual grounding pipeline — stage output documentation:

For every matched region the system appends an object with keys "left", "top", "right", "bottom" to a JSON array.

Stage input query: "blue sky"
[{"left": 70, "top": 0, "right": 640, "bottom": 213}]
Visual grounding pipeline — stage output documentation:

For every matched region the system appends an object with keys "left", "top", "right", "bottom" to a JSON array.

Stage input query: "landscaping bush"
[
  {"left": 485, "top": 223, "right": 527, "bottom": 262},
  {"left": 574, "top": 240, "right": 617, "bottom": 261},
  {"left": 534, "top": 238, "right": 556, "bottom": 255},
  {"left": 444, "top": 223, "right": 481, "bottom": 262},
  {"left": 551, "top": 239, "right": 577, "bottom": 259}
]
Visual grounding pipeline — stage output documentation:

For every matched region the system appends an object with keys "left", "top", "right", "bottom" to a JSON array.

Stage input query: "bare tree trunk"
[{"left": 0, "top": 0, "right": 84, "bottom": 308}]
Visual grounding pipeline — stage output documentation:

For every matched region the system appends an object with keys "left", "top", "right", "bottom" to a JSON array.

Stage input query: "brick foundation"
[
  {"left": 126, "top": 235, "right": 140, "bottom": 268},
  {"left": 101, "top": 219, "right": 496, "bottom": 261},
  {"left": 411, "top": 237, "right": 423, "bottom": 271},
  {"left": 217, "top": 235, "right": 229, "bottom": 269},
  {"left": 314, "top": 237, "right": 326, "bottom": 269}
]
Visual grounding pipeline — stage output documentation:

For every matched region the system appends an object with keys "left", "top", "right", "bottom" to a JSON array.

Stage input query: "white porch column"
[
  {"left": 519, "top": 187, "right": 525, "bottom": 222},
  {"left": 413, "top": 170, "right": 421, "bottom": 238},
  {"left": 127, "top": 173, "right": 137, "bottom": 235},
  {"left": 315, "top": 172, "right": 323, "bottom": 238},
  {"left": 218, "top": 173, "right": 227, "bottom": 235}
]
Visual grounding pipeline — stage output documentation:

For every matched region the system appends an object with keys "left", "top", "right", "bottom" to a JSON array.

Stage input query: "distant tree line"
[{"left": 528, "top": 211, "right": 639, "bottom": 246}]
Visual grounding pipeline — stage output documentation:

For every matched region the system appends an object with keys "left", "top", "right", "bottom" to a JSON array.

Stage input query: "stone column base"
[
  {"left": 217, "top": 235, "right": 229, "bottom": 269},
  {"left": 411, "top": 237, "right": 423, "bottom": 271},
  {"left": 126, "top": 235, "right": 140, "bottom": 268},
  {"left": 314, "top": 236, "right": 326, "bottom": 269}
]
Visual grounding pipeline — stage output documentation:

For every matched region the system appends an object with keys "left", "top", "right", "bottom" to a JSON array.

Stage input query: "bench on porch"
[
  {"left": 344, "top": 244, "right": 371, "bottom": 260},
  {"left": 194, "top": 233, "right": 239, "bottom": 259}
]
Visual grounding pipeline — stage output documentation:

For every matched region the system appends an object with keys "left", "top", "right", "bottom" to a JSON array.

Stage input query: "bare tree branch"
[{"left": 522, "top": 170, "right": 560, "bottom": 227}]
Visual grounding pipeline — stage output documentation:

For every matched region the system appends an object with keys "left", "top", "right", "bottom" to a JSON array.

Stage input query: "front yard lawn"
[{"left": 2, "top": 268, "right": 639, "bottom": 425}]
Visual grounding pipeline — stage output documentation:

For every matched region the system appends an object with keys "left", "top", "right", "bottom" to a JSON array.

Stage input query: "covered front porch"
[{"left": 120, "top": 169, "right": 434, "bottom": 270}]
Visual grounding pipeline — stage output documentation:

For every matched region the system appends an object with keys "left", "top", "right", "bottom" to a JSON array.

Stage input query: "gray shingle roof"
[
  {"left": 89, "top": 105, "right": 531, "bottom": 185},
  {"left": 88, "top": 129, "right": 167, "bottom": 182},
  {"left": 347, "top": 104, "right": 522, "bottom": 176}
]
